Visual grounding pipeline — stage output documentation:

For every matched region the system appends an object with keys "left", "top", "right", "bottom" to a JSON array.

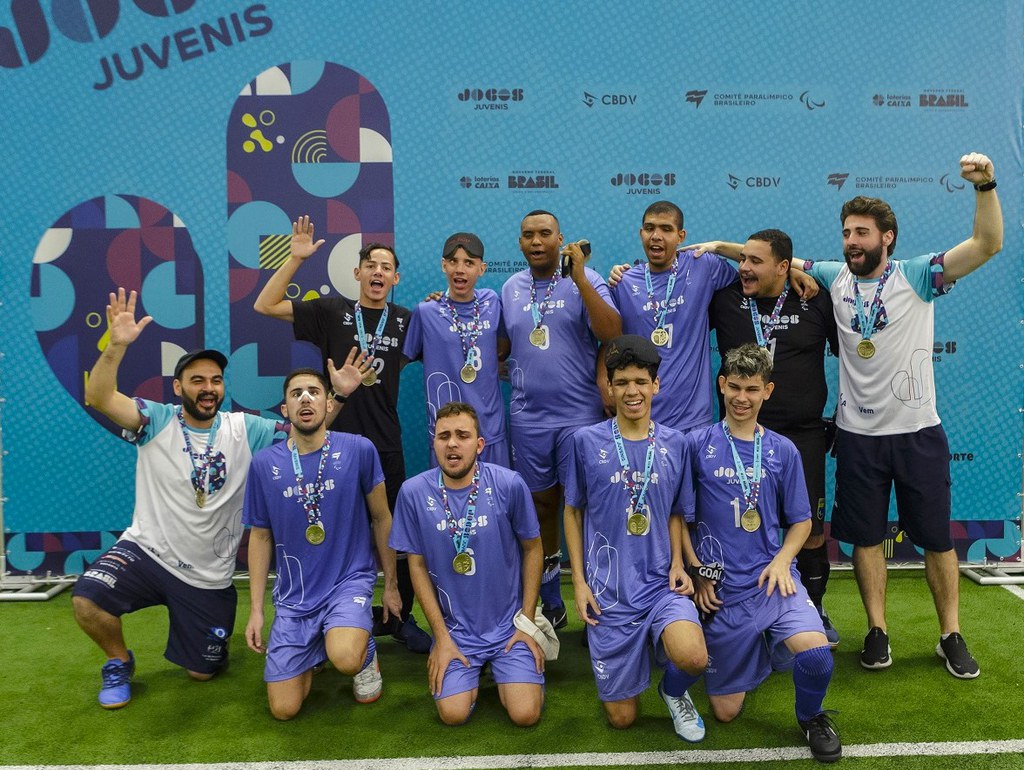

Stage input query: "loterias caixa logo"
[{"left": 0, "top": 0, "right": 273, "bottom": 90}]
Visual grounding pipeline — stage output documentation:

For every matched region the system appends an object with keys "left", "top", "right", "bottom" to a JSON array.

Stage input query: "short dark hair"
[
  {"left": 721, "top": 343, "right": 773, "bottom": 383},
  {"left": 840, "top": 196, "right": 898, "bottom": 255},
  {"left": 642, "top": 201, "right": 684, "bottom": 229},
  {"left": 605, "top": 335, "right": 660, "bottom": 381},
  {"left": 746, "top": 228, "right": 793, "bottom": 263},
  {"left": 359, "top": 242, "right": 399, "bottom": 270},
  {"left": 435, "top": 401, "right": 481, "bottom": 436},
  {"left": 282, "top": 367, "right": 329, "bottom": 399},
  {"left": 521, "top": 209, "right": 560, "bottom": 229}
]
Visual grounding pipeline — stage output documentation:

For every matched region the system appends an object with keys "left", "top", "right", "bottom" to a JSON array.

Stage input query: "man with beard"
[
  {"left": 72, "top": 288, "right": 302, "bottom": 708},
  {"left": 389, "top": 402, "right": 545, "bottom": 726},
  {"left": 501, "top": 210, "right": 621, "bottom": 629},
  {"left": 794, "top": 152, "right": 1002, "bottom": 678},
  {"left": 242, "top": 369, "right": 401, "bottom": 719}
]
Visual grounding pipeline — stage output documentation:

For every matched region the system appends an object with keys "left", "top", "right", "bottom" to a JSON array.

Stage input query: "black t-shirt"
[
  {"left": 292, "top": 295, "right": 410, "bottom": 453},
  {"left": 709, "top": 280, "right": 837, "bottom": 433}
]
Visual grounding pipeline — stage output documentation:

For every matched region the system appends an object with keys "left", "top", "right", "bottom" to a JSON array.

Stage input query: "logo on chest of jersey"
[
  {"left": 609, "top": 470, "right": 660, "bottom": 486},
  {"left": 447, "top": 319, "right": 493, "bottom": 333},
  {"left": 435, "top": 515, "right": 490, "bottom": 532},
  {"left": 283, "top": 479, "right": 336, "bottom": 498},
  {"left": 351, "top": 332, "right": 400, "bottom": 350},
  {"left": 641, "top": 296, "right": 684, "bottom": 313},
  {"left": 598, "top": 448, "right": 610, "bottom": 463},
  {"left": 521, "top": 299, "right": 565, "bottom": 312}
]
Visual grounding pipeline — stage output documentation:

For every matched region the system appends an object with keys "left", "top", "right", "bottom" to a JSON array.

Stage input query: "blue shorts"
[
  {"left": 265, "top": 590, "right": 374, "bottom": 682},
  {"left": 437, "top": 639, "right": 545, "bottom": 699},
  {"left": 72, "top": 539, "right": 235, "bottom": 674},
  {"left": 480, "top": 434, "right": 511, "bottom": 468},
  {"left": 509, "top": 422, "right": 585, "bottom": 491},
  {"left": 703, "top": 582, "right": 823, "bottom": 696},
  {"left": 587, "top": 590, "right": 700, "bottom": 702},
  {"left": 831, "top": 425, "right": 952, "bottom": 551}
]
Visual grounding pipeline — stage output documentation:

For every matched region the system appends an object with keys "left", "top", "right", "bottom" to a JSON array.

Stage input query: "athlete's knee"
[
  {"left": 328, "top": 647, "right": 364, "bottom": 676},
  {"left": 604, "top": 703, "right": 637, "bottom": 730},
  {"left": 507, "top": 701, "right": 542, "bottom": 727},
  {"left": 436, "top": 701, "right": 473, "bottom": 726},
  {"left": 710, "top": 699, "right": 743, "bottom": 723},
  {"left": 268, "top": 693, "right": 303, "bottom": 721},
  {"left": 187, "top": 669, "right": 216, "bottom": 682}
]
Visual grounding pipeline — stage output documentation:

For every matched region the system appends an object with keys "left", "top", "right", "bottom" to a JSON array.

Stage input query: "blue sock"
[
  {"left": 361, "top": 636, "right": 377, "bottom": 671},
  {"left": 793, "top": 645, "right": 833, "bottom": 722},
  {"left": 661, "top": 661, "right": 701, "bottom": 697}
]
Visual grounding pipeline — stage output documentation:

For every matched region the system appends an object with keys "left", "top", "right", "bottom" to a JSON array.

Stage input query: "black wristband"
[
  {"left": 974, "top": 180, "right": 997, "bottom": 192},
  {"left": 333, "top": 392, "right": 348, "bottom": 404}
]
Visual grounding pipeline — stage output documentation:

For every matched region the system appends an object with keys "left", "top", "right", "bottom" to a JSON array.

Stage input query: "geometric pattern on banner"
[
  {"left": 30, "top": 194, "right": 205, "bottom": 436},
  {"left": 828, "top": 520, "right": 1022, "bottom": 563},
  {"left": 226, "top": 60, "right": 393, "bottom": 415}
]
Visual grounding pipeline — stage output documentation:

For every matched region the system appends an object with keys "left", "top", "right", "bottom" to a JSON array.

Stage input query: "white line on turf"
[
  {"left": 1001, "top": 583, "right": 1024, "bottom": 601},
  {"left": 5, "top": 739, "right": 1024, "bottom": 770}
]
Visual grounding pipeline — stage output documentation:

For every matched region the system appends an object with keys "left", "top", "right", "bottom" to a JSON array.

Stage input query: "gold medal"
[
  {"left": 627, "top": 512, "right": 650, "bottom": 536},
  {"left": 305, "top": 523, "right": 326, "bottom": 545},
  {"left": 741, "top": 508, "right": 761, "bottom": 533},
  {"left": 452, "top": 552, "right": 473, "bottom": 574},
  {"left": 361, "top": 368, "right": 378, "bottom": 386},
  {"left": 650, "top": 327, "right": 670, "bottom": 347},
  {"left": 529, "top": 326, "right": 547, "bottom": 347},
  {"left": 195, "top": 489, "right": 206, "bottom": 508},
  {"left": 857, "top": 339, "right": 875, "bottom": 359},
  {"left": 460, "top": 364, "right": 477, "bottom": 384}
]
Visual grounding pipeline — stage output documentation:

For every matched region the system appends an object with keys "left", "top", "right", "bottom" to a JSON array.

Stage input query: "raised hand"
[
  {"left": 959, "top": 152, "right": 995, "bottom": 186},
  {"left": 106, "top": 288, "right": 153, "bottom": 347},
  {"left": 291, "top": 215, "right": 326, "bottom": 260},
  {"left": 327, "top": 347, "right": 372, "bottom": 398}
]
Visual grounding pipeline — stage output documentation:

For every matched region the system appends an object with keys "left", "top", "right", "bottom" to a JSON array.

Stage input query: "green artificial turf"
[{"left": 1, "top": 571, "right": 1021, "bottom": 769}]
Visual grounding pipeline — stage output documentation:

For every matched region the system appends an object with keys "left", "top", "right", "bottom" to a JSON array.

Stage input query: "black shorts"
[
  {"left": 377, "top": 449, "right": 407, "bottom": 513},
  {"left": 830, "top": 425, "right": 952, "bottom": 551},
  {"left": 72, "top": 540, "right": 236, "bottom": 674},
  {"left": 782, "top": 427, "right": 827, "bottom": 538}
]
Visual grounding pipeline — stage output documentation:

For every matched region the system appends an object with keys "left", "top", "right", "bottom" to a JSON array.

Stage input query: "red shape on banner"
[
  {"left": 326, "top": 94, "right": 360, "bottom": 161},
  {"left": 107, "top": 230, "right": 143, "bottom": 289},
  {"left": 326, "top": 200, "right": 361, "bottom": 233},
  {"left": 229, "top": 267, "right": 261, "bottom": 302},
  {"left": 227, "top": 170, "right": 253, "bottom": 204}
]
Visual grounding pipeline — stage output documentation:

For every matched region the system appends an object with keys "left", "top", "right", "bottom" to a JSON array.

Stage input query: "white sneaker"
[
  {"left": 353, "top": 651, "right": 382, "bottom": 703},
  {"left": 658, "top": 680, "right": 705, "bottom": 742}
]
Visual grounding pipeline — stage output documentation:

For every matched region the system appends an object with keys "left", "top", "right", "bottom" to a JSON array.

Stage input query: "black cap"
[
  {"left": 442, "top": 232, "right": 485, "bottom": 259},
  {"left": 605, "top": 334, "right": 660, "bottom": 371},
  {"left": 174, "top": 349, "right": 228, "bottom": 380}
]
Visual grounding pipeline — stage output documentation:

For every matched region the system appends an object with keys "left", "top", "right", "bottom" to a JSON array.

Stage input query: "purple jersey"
[
  {"left": 389, "top": 462, "right": 540, "bottom": 655},
  {"left": 565, "top": 419, "right": 687, "bottom": 624},
  {"left": 682, "top": 424, "right": 809, "bottom": 602},
  {"left": 611, "top": 252, "right": 736, "bottom": 431},
  {"left": 243, "top": 432, "right": 384, "bottom": 617},
  {"left": 501, "top": 267, "right": 615, "bottom": 428},
  {"left": 404, "top": 289, "right": 507, "bottom": 459}
]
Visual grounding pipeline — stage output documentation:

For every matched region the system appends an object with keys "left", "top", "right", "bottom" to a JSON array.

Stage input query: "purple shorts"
[
  {"left": 703, "top": 582, "right": 824, "bottom": 696},
  {"left": 587, "top": 590, "right": 701, "bottom": 702},
  {"left": 72, "top": 539, "right": 235, "bottom": 674},
  {"left": 437, "top": 639, "right": 545, "bottom": 700},
  {"left": 509, "top": 422, "right": 587, "bottom": 491},
  {"left": 265, "top": 590, "right": 374, "bottom": 682}
]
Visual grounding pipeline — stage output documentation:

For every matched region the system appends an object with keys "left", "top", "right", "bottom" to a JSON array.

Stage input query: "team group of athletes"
[{"left": 70, "top": 152, "right": 1002, "bottom": 764}]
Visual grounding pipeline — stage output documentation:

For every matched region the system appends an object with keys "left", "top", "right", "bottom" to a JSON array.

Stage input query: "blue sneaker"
[
  {"left": 819, "top": 607, "right": 840, "bottom": 648},
  {"left": 393, "top": 616, "right": 432, "bottom": 654},
  {"left": 99, "top": 651, "right": 135, "bottom": 709}
]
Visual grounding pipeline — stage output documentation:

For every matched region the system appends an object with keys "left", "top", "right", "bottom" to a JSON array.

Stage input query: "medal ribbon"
[
  {"left": 611, "top": 420, "right": 657, "bottom": 516},
  {"left": 721, "top": 420, "right": 762, "bottom": 513},
  {"left": 529, "top": 274, "right": 559, "bottom": 331},
  {"left": 644, "top": 257, "right": 679, "bottom": 332},
  {"left": 749, "top": 282, "right": 790, "bottom": 348},
  {"left": 440, "top": 291, "right": 482, "bottom": 367},
  {"left": 852, "top": 259, "right": 894, "bottom": 342},
  {"left": 290, "top": 434, "right": 331, "bottom": 528},
  {"left": 354, "top": 302, "right": 390, "bottom": 358},
  {"left": 438, "top": 464, "right": 480, "bottom": 555},
  {"left": 177, "top": 408, "right": 220, "bottom": 503}
]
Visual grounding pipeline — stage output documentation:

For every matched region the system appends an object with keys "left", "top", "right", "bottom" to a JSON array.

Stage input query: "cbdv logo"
[
  {"left": 610, "top": 172, "right": 675, "bottom": 195},
  {"left": 583, "top": 90, "right": 638, "bottom": 107},
  {"left": 508, "top": 171, "right": 559, "bottom": 191},
  {"left": 457, "top": 87, "right": 524, "bottom": 111},
  {"left": 727, "top": 174, "right": 780, "bottom": 190}
]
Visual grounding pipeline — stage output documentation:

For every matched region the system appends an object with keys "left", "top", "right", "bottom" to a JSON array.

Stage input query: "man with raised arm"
[
  {"left": 501, "top": 209, "right": 621, "bottom": 629},
  {"left": 389, "top": 402, "right": 546, "bottom": 726},
  {"left": 254, "top": 216, "right": 431, "bottom": 654},
  {"left": 243, "top": 368, "right": 401, "bottom": 719},
  {"left": 72, "top": 288, "right": 293, "bottom": 708},
  {"left": 564, "top": 335, "right": 708, "bottom": 742}
]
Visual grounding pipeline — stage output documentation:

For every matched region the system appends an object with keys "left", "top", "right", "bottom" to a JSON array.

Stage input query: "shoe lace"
[
  {"left": 805, "top": 710, "right": 839, "bottom": 740},
  {"left": 102, "top": 661, "right": 130, "bottom": 687},
  {"left": 666, "top": 691, "right": 698, "bottom": 722}
]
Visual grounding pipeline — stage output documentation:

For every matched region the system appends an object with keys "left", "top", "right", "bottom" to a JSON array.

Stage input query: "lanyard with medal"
[
  {"left": 354, "top": 302, "right": 389, "bottom": 384},
  {"left": 291, "top": 435, "right": 331, "bottom": 545},
  {"left": 177, "top": 409, "right": 220, "bottom": 508},
  {"left": 645, "top": 257, "right": 679, "bottom": 348},
  {"left": 852, "top": 260, "right": 894, "bottom": 359},
  {"left": 440, "top": 290, "right": 483, "bottom": 384},
  {"left": 749, "top": 282, "right": 790, "bottom": 352},
  {"left": 611, "top": 419, "right": 657, "bottom": 536},
  {"left": 721, "top": 420, "right": 762, "bottom": 532},
  {"left": 528, "top": 273, "right": 559, "bottom": 348},
  {"left": 439, "top": 465, "right": 480, "bottom": 574}
]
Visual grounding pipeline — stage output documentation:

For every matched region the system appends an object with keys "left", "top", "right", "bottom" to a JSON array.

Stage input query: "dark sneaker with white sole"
[
  {"left": 799, "top": 711, "right": 842, "bottom": 763},
  {"left": 936, "top": 632, "right": 980, "bottom": 679},
  {"left": 860, "top": 626, "right": 891, "bottom": 670}
]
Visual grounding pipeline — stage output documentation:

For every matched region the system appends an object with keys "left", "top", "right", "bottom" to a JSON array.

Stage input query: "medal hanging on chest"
[
  {"left": 355, "top": 302, "right": 389, "bottom": 385},
  {"left": 439, "top": 465, "right": 481, "bottom": 574},
  {"left": 528, "top": 274, "right": 558, "bottom": 348},
  {"left": 852, "top": 260, "right": 894, "bottom": 359},
  {"left": 178, "top": 409, "right": 220, "bottom": 509},
  {"left": 722, "top": 421, "right": 763, "bottom": 533},
  {"left": 440, "top": 292, "right": 484, "bottom": 384},
  {"left": 645, "top": 259, "right": 680, "bottom": 347},
  {"left": 749, "top": 283, "right": 790, "bottom": 355},
  {"left": 611, "top": 419, "right": 657, "bottom": 536},
  {"left": 291, "top": 435, "right": 331, "bottom": 545}
]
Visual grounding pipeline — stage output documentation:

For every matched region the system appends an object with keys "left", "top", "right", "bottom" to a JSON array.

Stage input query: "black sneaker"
[
  {"left": 541, "top": 602, "right": 568, "bottom": 630},
  {"left": 860, "top": 626, "right": 891, "bottom": 670},
  {"left": 936, "top": 632, "right": 980, "bottom": 679},
  {"left": 799, "top": 711, "right": 842, "bottom": 763}
]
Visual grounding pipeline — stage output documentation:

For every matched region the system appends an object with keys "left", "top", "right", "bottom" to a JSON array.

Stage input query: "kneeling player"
[
  {"left": 682, "top": 344, "right": 840, "bottom": 762},
  {"left": 390, "top": 402, "right": 545, "bottom": 726},
  {"left": 564, "top": 336, "right": 708, "bottom": 741}
]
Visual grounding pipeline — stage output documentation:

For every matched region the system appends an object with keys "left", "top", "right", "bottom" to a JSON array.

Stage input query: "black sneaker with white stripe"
[
  {"left": 936, "top": 632, "right": 980, "bottom": 679},
  {"left": 860, "top": 626, "right": 891, "bottom": 670},
  {"left": 798, "top": 711, "right": 842, "bottom": 763}
]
